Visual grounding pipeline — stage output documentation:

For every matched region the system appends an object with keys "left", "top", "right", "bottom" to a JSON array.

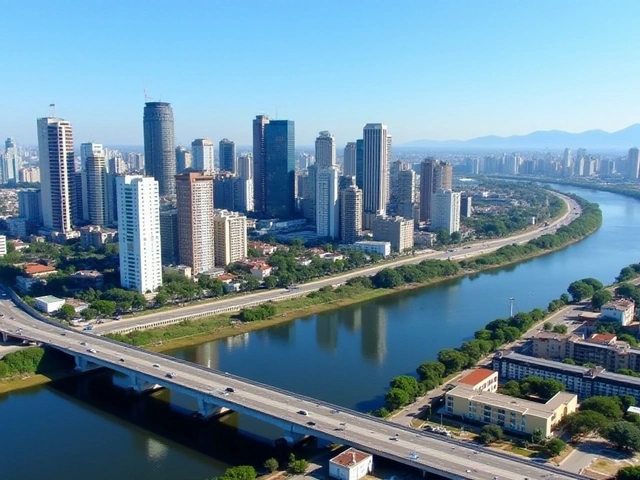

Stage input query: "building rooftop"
[
  {"left": 447, "top": 385, "right": 577, "bottom": 420},
  {"left": 330, "top": 448, "right": 371, "bottom": 467},
  {"left": 24, "top": 263, "right": 57, "bottom": 275},
  {"left": 602, "top": 299, "right": 635, "bottom": 311},
  {"left": 34, "top": 295, "right": 64, "bottom": 304},
  {"left": 532, "top": 332, "right": 574, "bottom": 341},
  {"left": 71, "top": 270, "right": 104, "bottom": 278},
  {"left": 458, "top": 368, "right": 496, "bottom": 387},
  {"left": 354, "top": 240, "right": 390, "bottom": 246},
  {"left": 585, "top": 333, "right": 617, "bottom": 345}
]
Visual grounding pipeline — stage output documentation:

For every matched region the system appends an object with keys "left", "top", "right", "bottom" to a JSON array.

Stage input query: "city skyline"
[{"left": 2, "top": 1, "right": 640, "bottom": 146}]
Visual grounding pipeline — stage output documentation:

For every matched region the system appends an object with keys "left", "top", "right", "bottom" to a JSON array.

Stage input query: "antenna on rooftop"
[
  {"left": 49, "top": 103, "right": 56, "bottom": 118},
  {"left": 144, "top": 87, "right": 152, "bottom": 103}
]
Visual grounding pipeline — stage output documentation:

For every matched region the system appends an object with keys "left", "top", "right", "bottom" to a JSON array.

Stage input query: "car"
[
  {"left": 306, "top": 421, "right": 316, "bottom": 426},
  {"left": 119, "top": 358, "right": 125, "bottom": 362},
  {"left": 225, "top": 387, "right": 235, "bottom": 393},
  {"left": 153, "top": 364, "right": 160, "bottom": 368},
  {"left": 0, "top": 313, "right": 4, "bottom": 317},
  {"left": 60, "top": 332, "right": 66, "bottom": 336},
  {"left": 409, "top": 452, "right": 419, "bottom": 460},
  {"left": 96, "top": 320, "right": 104, "bottom": 324},
  {"left": 87, "top": 348, "right": 97, "bottom": 353},
  {"left": 80, "top": 341, "right": 87, "bottom": 346},
  {"left": 389, "top": 436, "right": 398, "bottom": 441},
  {"left": 10, "top": 316, "right": 14, "bottom": 320},
  {"left": 297, "top": 410, "right": 309, "bottom": 416},
  {"left": 166, "top": 372, "right": 175, "bottom": 378}
]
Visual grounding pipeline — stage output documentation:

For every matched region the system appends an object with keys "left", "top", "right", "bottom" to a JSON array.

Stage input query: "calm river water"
[{"left": 1, "top": 185, "right": 639, "bottom": 480}]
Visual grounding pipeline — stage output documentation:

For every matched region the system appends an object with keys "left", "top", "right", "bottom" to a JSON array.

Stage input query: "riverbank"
[{"left": 109, "top": 194, "right": 600, "bottom": 353}]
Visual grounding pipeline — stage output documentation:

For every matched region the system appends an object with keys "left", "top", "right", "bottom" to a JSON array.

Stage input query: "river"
[{"left": 1, "top": 185, "right": 639, "bottom": 480}]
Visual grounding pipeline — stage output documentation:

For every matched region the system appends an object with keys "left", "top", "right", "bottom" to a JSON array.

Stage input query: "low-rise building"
[
  {"left": 0, "top": 235, "right": 6, "bottom": 257},
  {"left": 34, "top": 295, "right": 65, "bottom": 313},
  {"left": 64, "top": 298, "right": 89, "bottom": 313},
  {"left": 250, "top": 263, "right": 272, "bottom": 280},
  {"left": 163, "top": 265, "right": 193, "bottom": 280},
  {"left": 445, "top": 385, "right": 577, "bottom": 437},
  {"left": 80, "top": 226, "right": 118, "bottom": 250},
  {"left": 24, "top": 263, "right": 57, "bottom": 278},
  {"left": 70, "top": 270, "right": 105, "bottom": 289},
  {"left": 457, "top": 368, "right": 499, "bottom": 392},
  {"left": 601, "top": 299, "right": 635, "bottom": 326},
  {"left": 350, "top": 240, "right": 391, "bottom": 257},
  {"left": 329, "top": 448, "right": 373, "bottom": 480},
  {"left": 372, "top": 215, "right": 414, "bottom": 252}
]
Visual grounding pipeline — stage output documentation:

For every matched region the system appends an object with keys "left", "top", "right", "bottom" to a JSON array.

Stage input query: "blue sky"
[{"left": 2, "top": 0, "right": 639, "bottom": 147}]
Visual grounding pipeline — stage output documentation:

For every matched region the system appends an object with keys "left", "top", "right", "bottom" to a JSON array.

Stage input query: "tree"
[
  {"left": 580, "top": 396, "right": 624, "bottom": 420},
  {"left": 264, "top": 458, "right": 279, "bottom": 473},
  {"left": 242, "top": 276, "right": 260, "bottom": 292},
  {"left": 385, "top": 388, "right": 410, "bottom": 410},
  {"left": 605, "top": 421, "right": 640, "bottom": 451},
  {"left": 92, "top": 299, "right": 117, "bottom": 316},
  {"left": 559, "top": 293, "right": 571, "bottom": 304},
  {"left": 581, "top": 277, "right": 604, "bottom": 292},
  {"left": 501, "top": 380, "right": 522, "bottom": 397},
  {"left": 562, "top": 358, "right": 577, "bottom": 365},
  {"left": 543, "top": 321, "right": 553, "bottom": 331},
  {"left": 372, "top": 268, "right": 404, "bottom": 289},
  {"left": 618, "top": 466, "right": 640, "bottom": 480},
  {"left": 619, "top": 334, "right": 639, "bottom": 348},
  {"left": 543, "top": 438, "right": 566, "bottom": 457},
  {"left": 217, "top": 466, "right": 257, "bottom": 480},
  {"left": 390, "top": 375, "right": 423, "bottom": 402},
  {"left": 81, "top": 308, "right": 98, "bottom": 320},
  {"left": 154, "top": 292, "right": 169, "bottom": 307},
  {"left": 537, "top": 379, "right": 565, "bottom": 399},
  {"left": 591, "top": 289, "right": 613, "bottom": 310},
  {"left": 552, "top": 324, "right": 568, "bottom": 334},
  {"left": 567, "top": 281, "right": 595, "bottom": 302},
  {"left": 287, "top": 454, "right": 308, "bottom": 475},
  {"left": 58, "top": 304, "right": 76, "bottom": 320},
  {"left": 478, "top": 424, "right": 504, "bottom": 444},
  {"left": 450, "top": 231, "right": 462, "bottom": 244},
  {"left": 436, "top": 229, "right": 450, "bottom": 245},
  {"left": 263, "top": 276, "right": 278, "bottom": 289},
  {"left": 563, "top": 411, "right": 611, "bottom": 438},
  {"left": 531, "top": 428, "right": 544, "bottom": 444},
  {"left": 437, "top": 349, "right": 469, "bottom": 375}
]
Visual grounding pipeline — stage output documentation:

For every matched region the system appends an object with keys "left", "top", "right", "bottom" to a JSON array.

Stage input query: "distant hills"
[{"left": 405, "top": 124, "right": 640, "bottom": 150}]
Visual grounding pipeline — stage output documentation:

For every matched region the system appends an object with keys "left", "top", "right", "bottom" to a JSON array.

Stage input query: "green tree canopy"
[
  {"left": 216, "top": 466, "right": 257, "bottom": 480},
  {"left": 591, "top": 289, "right": 613, "bottom": 310},
  {"left": 563, "top": 410, "right": 611, "bottom": 438},
  {"left": 385, "top": 388, "right": 411, "bottom": 410},
  {"left": 543, "top": 438, "right": 566, "bottom": 457},
  {"left": 606, "top": 421, "right": 640, "bottom": 451},
  {"left": 567, "top": 281, "right": 595, "bottom": 302},
  {"left": 618, "top": 466, "right": 640, "bottom": 480},
  {"left": 580, "top": 396, "right": 624, "bottom": 420},
  {"left": 478, "top": 424, "right": 504, "bottom": 444},
  {"left": 437, "top": 349, "right": 469, "bottom": 376}
]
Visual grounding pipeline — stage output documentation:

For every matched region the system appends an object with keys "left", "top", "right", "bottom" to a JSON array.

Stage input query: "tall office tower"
[
  {"left": 362, "top": 123, "right": 388, "bottom": 229},
  {"left": 431, "top": 189, "right": 461, "bottom": 234},
  {"left": 213, "top": 210, "right": 247, "bottom": 266},
  {"left": 214, "top": 172, "right": 235, "bottom": 210},
  {"left": 84, "top": 151, "right": 107, "bottom": 226},
  {"left": 37, "top": 117, "right": 76, "bottom": 232},
  {"left": 159, "top": 208, "right": 179, "bottom": 265},
  {"left": 419, "top": 158, "right": 452, "bottom": 223},
  {"left": 176, "top": 172, "right": 215, "bottom": 274},
  {"left": 104, "top": 173, "right": 118, "bottom": 225},
  {"left": 2, "top": 137, "right": 22, "bottom": 184},
  {"left": 316, "top": 166, "right": 339, "bottom": 238},
  {"left": 117, "top": 175, "right": 162, "bottom": 293},
  {"left": 237, "top": 153, "right": 253, "bottom": 180},
  {"left": 396, "top": 168, "right": 416, "bottom": 220},
  {"left": 191, "top": 139, "right": 214, "bottom": 174},
  {"left": 20, "top": 167, "right": 41, "bottom": 183},
  {"left": 315, "top": 131, "right": 336, "bottom": 169},
  {"left": 628, "top": 148, "right": 640, "bottom": 180},
  {"left": 175, "top": 146, "right": 192, "bottom": 173},
  {"left": 301, "top": 164, "right": 317, "bottom": 222},
  {"left": 264, "top": 120, "right": 295, "bottom": 219},
  {"left": 340, "top": 185, "right": 362, "bottom": 244},
  {"left": 219, "top": 138, "right": 237, "bottom": 173},
  {"left": 601, "top": 158, "right": 616, "bottom": 176},
  {"left": 343, "top": 142, "right": 357, "bottom": 176},
  {"left": 355, "top": 139, "right": 364, "bottom": 189},
  {"left": 385, "top": 136, "right": 393, "bottom": 205},
  {"left": 232, "top": 177, "right": 254, "bottom": 213},
  {"left": 562, "top": 148, "right": 572, "bottom": 174},
  {"left": 574, "top": 156, "right": 585, "bottom": 176},
  {"left": 18, "top": 189, "right": 42, "bottom": 222},
  {"left": 339, "top": 175, "right": 355, "bottom": 192},
  {"left": 80, "top": 142, "right": 103, "bottom": 170},
  {"left": 143, "top": 102, "right": 176, "bottom": 196},
  {"left": 252, "top": 115, "right": 270, "bottom": 214}
]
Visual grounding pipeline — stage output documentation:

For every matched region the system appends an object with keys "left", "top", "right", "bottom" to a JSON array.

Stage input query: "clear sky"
[{"left": 2, "top": 0, "right": 639, "bottom": 148}]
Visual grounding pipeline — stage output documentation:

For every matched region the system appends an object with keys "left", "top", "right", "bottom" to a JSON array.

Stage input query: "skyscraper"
[
  {"left": 252, "top": 115, "right": 270, "bottom": 215},
  {"left": 419, "top": 158, "right": 452, "bottom": 223},
  {"left": 340, "top": 185, "right": 362, "bottom": 244},
  {"left": 117, "top": 175, "right": 162, "bottom": 293},
  {"left": 362, "top": 123, "right": 389, "bottom": 228},
  {"left": 192, "top": 138, "right": 214, "bottom": 174},
  {"left": 84, "top": 150, "right": 107, "bottom": 226},
  {"left": 237, "top": 153, "right": 253, "bottom": 180},
  {"left": 355, "top": 139, "right": 364, "bottom": 190},
  {"left": 343, "top": 142, "right": 357, "bottom": 177},
  {"left": 175, "top": 146, "right": 192, "bottom": 173},
  {"left": 628, "top": 147, "right": 640, "bottom": 180},
  {"left": 37, "top": 117, "right": 76, "bottom": 232},
  {"left": 143, "top": 102, "right": 176, "bottom": 196},
  {"left": 219, "top": 138, "right": 236, "bottom": 173},
  {"left": 316, "top": 166, "right": 339, "bottom": 239},
  {"left": 264, "top": 120, "right": 295, "bottom": 219},
  {"left": 315, "top": 131, "right": 336, "bottom": 169},
  {"left": 2, "top": 138, "right": 22, "bottom": 184},
  {"left": 159, "top": 207, "right": 179, "bottom": 265},
  {"left": 18, "top": 189, "right": 42, "bottom": 222},
  {"left": 176, "top": 172, "right": 215, "bottom": 274},
  {"left": 80, "top": 142, "right": 103, "bottom": 170},
  {"left": 213, "top": 210, "right": 248, "bottom": 266}
]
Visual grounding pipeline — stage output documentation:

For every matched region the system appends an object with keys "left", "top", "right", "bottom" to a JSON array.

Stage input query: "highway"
[
  {"left": 0, "top": 298, "right": 584, "bottom": 480},
  {"left": 94, "top": 192, "right": 582, "bottom": 335}
]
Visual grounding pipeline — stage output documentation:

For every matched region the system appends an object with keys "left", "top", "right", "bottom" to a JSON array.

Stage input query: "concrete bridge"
[{"left": 0, "top": 293, "right": 585, "bottom": 480}]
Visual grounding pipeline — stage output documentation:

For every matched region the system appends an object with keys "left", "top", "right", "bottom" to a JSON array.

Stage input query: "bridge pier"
[
  {"left": 112, "top": 372, "right": 161, "bottom": 393},
  {"left": 1, "top": 331, "right": 8, "bottom": 342},
  {"left": 74, "top": 355, "right": 101, "bottom": 372},
  {"left": 196, "top": 396, "right": 230, "bottom": 419},
  {"left": 282, "top": 430, "right": 308, "bottom": 447}
]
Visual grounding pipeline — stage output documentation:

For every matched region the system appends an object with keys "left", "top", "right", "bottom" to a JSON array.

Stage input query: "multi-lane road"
[
  {"left": 94, "top": 192, "right": 582, "bottom": 335},
  {"left": 0, "top": 297, "right": 583, "bottom": 480}
]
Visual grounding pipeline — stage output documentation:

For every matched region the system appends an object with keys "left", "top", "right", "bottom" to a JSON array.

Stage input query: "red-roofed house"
[
  {"left": 329, "top": 448, "right": 373, "bottom": 480},
  {"left": 24, "top": 263, "right": 57, "bottom": 277},
  {"left": 457, "top": 368, "right": 498, "bottom": 393},
  {"left": 250, "top": 263, "right": 272, "bottom": 280}
]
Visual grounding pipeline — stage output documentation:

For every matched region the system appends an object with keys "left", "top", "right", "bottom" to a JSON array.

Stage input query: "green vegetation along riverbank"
[
  {"left": 107, "top": 194, "right": 602, "bottom": 351},
  {"left": 0, "top": 347, "right": 75, "bottom": 394}
]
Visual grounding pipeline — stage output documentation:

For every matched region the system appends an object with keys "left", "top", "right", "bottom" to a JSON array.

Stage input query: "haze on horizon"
[{"left": 2, "top": 0, "right": 639, "bottom": 147}]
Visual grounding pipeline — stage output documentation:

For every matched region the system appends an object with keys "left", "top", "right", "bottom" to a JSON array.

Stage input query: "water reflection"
[{"left": 360, "top": 304, "right": 387, "bottom": 364}]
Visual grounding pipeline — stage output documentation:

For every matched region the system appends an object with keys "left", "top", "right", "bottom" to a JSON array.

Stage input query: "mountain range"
[{"left": 405, "top": 124, "right": 640, "bottom": 150}]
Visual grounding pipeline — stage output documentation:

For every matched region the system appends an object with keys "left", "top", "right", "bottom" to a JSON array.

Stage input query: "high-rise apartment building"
[
  {"left": 176, "top": 172, "right": 215, "bottom": 274},
  {"left": 37, "top": 117, "right": 76, "bottom": 232},
  {"left": 175, "top": 146, "right": 192, "bottom": 173},
  {"left": 117, "top": 176, "right": 162, "bottom": 293},
  {"left": 431, "top": 190, "right": 461, "bottom": 234},
  {"left": 628, "top": 148, "right": 640, "bottom": 181},
  {"left": 340, "top": 185, "right": 362, "bottom": 244},
  {"left": 80, "top": 142, "right": 103, "bottom": 170},
  {"left": 20, "top": 167, "right": 40, "bottom": 183},
  {"left": 213, "top": 210, "right": 247, "bottom": 266},
  {"left": 143, "top": 102, "right": 176, "bottom": 196},
  {"left": 264, "top": 120, "right": 295, "bottom": 219},
  {"left": 233, "top": 177, "right": 254, "bottom": 213},
  {"left": 252, "top": 115, "right": 270, "bottom": 215},
  {"left": 191, "top": 139, "right": 214, "bottom": 174},
  {"left": 219, "top": 138, "right": 236, "bottom": 173},
  {"left": 419, "top": 158, "right": 452, "bottom": 223},
  {"left": 372, "top": 215, "right": 414, "bottom": 252},
  {"left": 315, "top": 131, "right": 336, "bottom": 170},
  {"left": 301, "top": 164, "right": 317, "bottom": 223},
  {"left": 159, "top": 208, "right": 179, "bottom": 265},
  {"left": 84, "top": 151, "right": 107, "bottom": 226},
  {"left": 1, "top": 138, "right": 22, "bottom": 184},
  {"left": 355, "top": 139, "right": 364, "bottom": 190},
  {"left": 343, "top": 142, "right": 357, "bottom": 177},
  {"left": 362, "top": 124, "right": 389, "bottom": 229},
  {"left": 316, "top": 166, "right": 339, "bottom": 239},
  {"left": 237, "top": 153, "right": 253, "bottom": 180},
  {"left": 18, "top": 189, "right": 42, "bottom": 222}
]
